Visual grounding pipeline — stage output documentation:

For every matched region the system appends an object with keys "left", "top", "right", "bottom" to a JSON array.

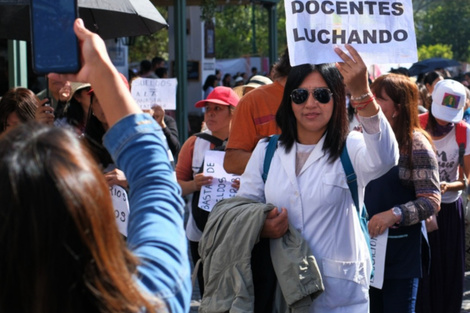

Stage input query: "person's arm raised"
[
  {"left": 334, "top": 44, "right": 379, "bottom": 117},
  {"left": 48, "top": 18, "right": 140, "bottom": 128}
]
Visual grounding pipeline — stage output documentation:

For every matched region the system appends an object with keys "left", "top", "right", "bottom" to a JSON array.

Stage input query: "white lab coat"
[{"left": 238, "top": 111, "right": 399, "bottom": 313}]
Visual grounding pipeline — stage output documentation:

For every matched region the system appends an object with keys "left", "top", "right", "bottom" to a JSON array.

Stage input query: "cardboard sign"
[
  {"left": 198, "top": 150, "right": 240, "bottom": 212},
  {"left": 369, "top": 228, "right": 388, "bottom": 289},
  {"left": 110, "top": 185, "right": 130, "bottom": 237},
  {"left": 131, "top": 77, "right": 177, "bottom": 110},
  {"left": 285, "top": 0, "right": 418, "bottom": 65}
]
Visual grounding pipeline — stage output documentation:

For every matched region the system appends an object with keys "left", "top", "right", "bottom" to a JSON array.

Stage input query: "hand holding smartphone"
[{"left": 30, "top": 0, "right": 80, "bottom": 75}]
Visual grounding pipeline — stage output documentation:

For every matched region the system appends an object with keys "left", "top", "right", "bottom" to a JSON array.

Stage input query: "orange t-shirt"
[{"left": 226, "top": 81, "right": 283, "bottom": 152}]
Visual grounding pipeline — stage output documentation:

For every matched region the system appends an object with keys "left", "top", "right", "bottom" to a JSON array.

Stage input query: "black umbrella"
[
  {"left": 0, "top": 0, "right": 168, "bottom": 41},
  {"left": 408, "top": 57, "right": 460, "bottom": 76}
]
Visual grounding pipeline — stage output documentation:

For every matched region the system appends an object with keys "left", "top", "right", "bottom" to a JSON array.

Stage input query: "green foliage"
[
  {"left": 201, "top": 0, "right": 217, "bottom": 22},
  {"left": 128, "top": 1, "right": 470, "bottom": 66},
  {"left": 128, "top": 6, "right": 169, "bottom": 63},
  {"left": 414, "top": 0, "right": 470, "bottom": 62},
  {"left": 214, "top": 2, "right": 286, "bottom": 59},
  {"left": 417, "top": 44, "right": 453, "bottom": 60}
]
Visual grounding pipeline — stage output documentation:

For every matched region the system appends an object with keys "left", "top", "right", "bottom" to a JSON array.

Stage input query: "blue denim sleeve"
[{"left": 103, "top": 114, "right": 191, "bottom": 313}]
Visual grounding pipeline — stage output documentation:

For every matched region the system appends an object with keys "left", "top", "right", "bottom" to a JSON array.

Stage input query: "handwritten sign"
[
  {"left": 198, "top": 150, "right": 240, "bottom": 212},
  {"left": 131, "top": 77, "right": 177, "bottom": 110},
  {"left": 110, "top": 185, "right": 130, "bottom": 237},
  {"left": 369, "top": 228, "right": 388, "bottom": 289},
  {"left": 285, "top": 0, "right": 417, "bottom": 65}
]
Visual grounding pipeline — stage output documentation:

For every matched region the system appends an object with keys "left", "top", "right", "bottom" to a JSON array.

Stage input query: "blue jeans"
[{"left": 370, "top": 277, "right": 419, "bottom": 313}]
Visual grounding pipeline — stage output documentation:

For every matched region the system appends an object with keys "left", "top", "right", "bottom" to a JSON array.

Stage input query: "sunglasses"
[{"left": 290, "top": 88, "right": 333, "bottom": 105}]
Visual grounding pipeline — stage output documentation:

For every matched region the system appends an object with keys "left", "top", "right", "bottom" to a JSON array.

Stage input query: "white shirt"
[
  {"left": 432, "top": 124, "right": 470, "bottom": 203},
  {"left": 238, "top": 110, "right": 398, "bottom": 313}
]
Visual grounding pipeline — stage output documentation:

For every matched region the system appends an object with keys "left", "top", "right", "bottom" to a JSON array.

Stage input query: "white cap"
[{"left": 431, "top": 79, "right": 467, "bottom": 123}]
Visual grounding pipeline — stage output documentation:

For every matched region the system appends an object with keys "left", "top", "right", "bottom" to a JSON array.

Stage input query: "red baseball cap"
[{"left": 195, "top": 86, "right": 240, "bottom": 108}]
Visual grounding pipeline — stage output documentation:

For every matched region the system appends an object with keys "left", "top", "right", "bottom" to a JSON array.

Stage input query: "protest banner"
[
  {"left": 198, "top": 150, "right": 240, "bottom": 212},
  {"left": 131, "top": 77, "right": 177, "bottom": 110},
  {"left": 370, "top": 228, "right": 388, "bottom": 289},
  {"left": 285, "top": 0, "right": 418, "bottom": 66},
  {"left": 110, "top": 185, "right": 130, "bottom": 237}
]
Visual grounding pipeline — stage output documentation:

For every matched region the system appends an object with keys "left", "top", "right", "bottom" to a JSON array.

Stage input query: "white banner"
[
  {"left": 131, "top": 78, "right": 177, "bottom": 110},
  {"left": 285, "top": 0, "right": 418, "bottom": 66},
  {"left": 198, "top": 150, "right": 240, "bottom": 212},
  {"left": 369, "top": 228, "right": 388, "bottom": 289},
  {"left": 110, "top": 185, "right": 130, "bottom": 237}
]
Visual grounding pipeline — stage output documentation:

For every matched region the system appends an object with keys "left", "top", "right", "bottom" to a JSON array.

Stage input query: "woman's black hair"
[
  {"left": 275, "top": 63, "right": 348, "bottom": 162},
  {"left": 65, "top": 87, "right": 91, "bottom": 132},
  {"left": 203, "top": 75, "right": 218, "bottom": 91},
  {"left": 83, "top": 94, "right": 113, "bottom": 168},
  {"left": 423, "top": 71, "right": 443, "bottom": 87}
]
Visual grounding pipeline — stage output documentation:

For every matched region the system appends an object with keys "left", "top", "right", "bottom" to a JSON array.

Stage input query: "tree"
[
  {"left": 414, "top": 0, "right": 470, "bottom": 62},
  {"left": 214, "top": 2, "right": 286, "bottom": 59},
  {"left": 127, "top": 3, "right": 287, "bottom": 63},
  {"left": 128, "top": 6, "right": 169, "bottom": 64},
  {"left": 417, "top": 44, "right": 453, "bottom": 60}
]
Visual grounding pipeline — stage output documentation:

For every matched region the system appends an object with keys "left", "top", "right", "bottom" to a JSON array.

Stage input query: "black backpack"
[{"left": 191, "top": 132, "right": 227, "bottom": 232}]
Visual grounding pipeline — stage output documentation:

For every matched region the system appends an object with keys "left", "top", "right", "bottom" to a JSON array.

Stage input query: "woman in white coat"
[{"left": 237, "top": 45, "right": 399, "bottom": 312}]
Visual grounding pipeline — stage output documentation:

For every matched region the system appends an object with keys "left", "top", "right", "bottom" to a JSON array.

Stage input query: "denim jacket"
[{"left": 104, "top": 114, "right": 191, "bottom": 313}]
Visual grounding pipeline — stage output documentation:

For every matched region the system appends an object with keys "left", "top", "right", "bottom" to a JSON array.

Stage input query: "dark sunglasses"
[{"left": 290, "top": 88, "right": 333, "bottom": 105}]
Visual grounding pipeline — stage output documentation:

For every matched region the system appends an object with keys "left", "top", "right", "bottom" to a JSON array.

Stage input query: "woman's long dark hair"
[
  {"left": 0, "top": 122, "right": 161, "bottom": 313},
  {"left": 275, "top": 63, "right": 348, "bottom": 162}
]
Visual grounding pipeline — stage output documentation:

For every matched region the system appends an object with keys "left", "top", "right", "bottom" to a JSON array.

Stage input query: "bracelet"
[
  {"left": 353, "top": 96, "right": 375, "bottom": 111},
  {"left": 350, "top": 92, "right": 373, "bottom": 101},
  {"left": 351, "top": 94, "right": 374, "bottom": 105},
  {"left": 352, "top": 94, "right": 375, "bottom": 106}
]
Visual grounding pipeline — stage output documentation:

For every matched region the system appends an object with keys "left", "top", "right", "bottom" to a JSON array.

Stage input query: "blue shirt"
[{"left": 104, "top": 114, "right": 191, "bottom": 313}]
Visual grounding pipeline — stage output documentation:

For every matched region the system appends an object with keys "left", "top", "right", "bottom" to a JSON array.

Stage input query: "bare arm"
[
  {"left": 441, "top": 153, "right": 470, "bottom": 193},
  {"left": 223, "top": 148, "right": 252, "bottom": 175},
  {"left": 177, "top": 173, "right": 213, "bottom": 197}
]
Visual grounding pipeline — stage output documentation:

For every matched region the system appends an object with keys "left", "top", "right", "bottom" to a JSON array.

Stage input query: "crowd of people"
[{"left": 2, "top": 15, "right": 470, "bottom": 313}]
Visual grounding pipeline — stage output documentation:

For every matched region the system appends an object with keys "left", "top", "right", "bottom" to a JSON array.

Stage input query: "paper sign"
[
  {"left": 285, "top": 0, "right": 418, "bottom": 66},
  {"left": 110, "top": 185, "right": 130, "bottom": 237},
  {"left": 369, "top": 228, "right": 388, "bottom": 289},
  {"left": 198, "top": 150, "right": 240, "bottom": 212},
  {"left": 131, "top": 77, "right": 177, "bottom": 110}
]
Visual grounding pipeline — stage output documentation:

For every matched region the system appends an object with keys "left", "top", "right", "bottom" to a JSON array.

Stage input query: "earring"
[{"left": 392, "top": 113, "right": 396, "bottom": 118}]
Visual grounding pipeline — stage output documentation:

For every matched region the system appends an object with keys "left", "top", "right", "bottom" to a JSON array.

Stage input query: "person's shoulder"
[
  {"left": 164, "top": 114, "right": 176, "bottom": 123},
  {"left": 255, "top": 80, "right": 283, "bottom": 93},
  {"left": 237, "top": 81, "right": 283, "bottom": 107},
  {"left": 412, "top": 130, "right": 434, "bottom": 151},
  {"left": 185, "top": 134, "right": 198, "bottom": 144}
]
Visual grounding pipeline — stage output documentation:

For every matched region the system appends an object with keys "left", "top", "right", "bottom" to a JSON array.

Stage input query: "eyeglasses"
[{"left": 290, "top": 88, "right": 333, "bottom": 105}]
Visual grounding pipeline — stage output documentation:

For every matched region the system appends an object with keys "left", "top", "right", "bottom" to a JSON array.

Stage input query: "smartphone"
[{"left": 30, "top": 0, "right": 80, "bottom": 75}]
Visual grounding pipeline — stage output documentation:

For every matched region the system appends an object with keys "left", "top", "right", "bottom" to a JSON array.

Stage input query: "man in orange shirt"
[{"left": 223, "top": 49, "right": 291, "bottom": 175}]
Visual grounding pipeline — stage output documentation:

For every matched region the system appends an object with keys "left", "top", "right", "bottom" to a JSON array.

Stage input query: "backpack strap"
[
  {"left": 340, "top": 144, "right": 360, "bottom": 212},
  {"left": 455, "top": 121, "right": 467, "bottom": 167},
  {"left": 418, "top": 112, "right": 429, "bottom": 129},
  {"left": 262, "top": 135, "right": 280, "bottom": 183},
  {"left": 340, "top": 143, "right": 373, "bottom": 278},
  {"left": 195, "top": 132, "right": 225, "bottom": 149}
]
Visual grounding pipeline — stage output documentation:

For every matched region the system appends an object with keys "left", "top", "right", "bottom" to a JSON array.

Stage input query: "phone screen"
[{"left": 30, "top": 0, "right": 80, "bottom": 74}]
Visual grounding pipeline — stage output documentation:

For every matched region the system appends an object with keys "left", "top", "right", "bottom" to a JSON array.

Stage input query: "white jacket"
[{"left": 238, "top": 111, "right": 399, "bottom": 313}]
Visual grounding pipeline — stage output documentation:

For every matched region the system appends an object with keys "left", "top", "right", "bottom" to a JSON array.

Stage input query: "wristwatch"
[{"left": 392, "top": 207, "right": 403, "bottom": 224}]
